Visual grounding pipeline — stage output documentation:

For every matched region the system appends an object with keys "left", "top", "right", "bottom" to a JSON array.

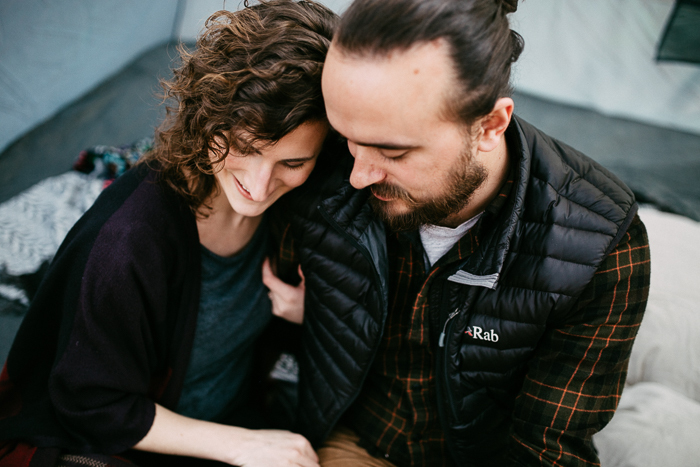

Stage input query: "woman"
[{"left": 0, "top": 1, "right": 335, "bottom": 466}]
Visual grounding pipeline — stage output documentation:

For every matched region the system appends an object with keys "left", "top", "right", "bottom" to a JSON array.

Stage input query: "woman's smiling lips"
[{"left": 234, "top": 175, "right": 255, "bottom": 200}]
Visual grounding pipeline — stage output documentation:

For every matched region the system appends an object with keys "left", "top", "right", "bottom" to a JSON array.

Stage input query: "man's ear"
[{"left": 476, "top": 97, "right": 514, "bottom": 152}]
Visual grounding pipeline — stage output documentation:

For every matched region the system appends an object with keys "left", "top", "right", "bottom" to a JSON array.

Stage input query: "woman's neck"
[{"left": 196, "top": 188, "right": 263, "bottom": 258}]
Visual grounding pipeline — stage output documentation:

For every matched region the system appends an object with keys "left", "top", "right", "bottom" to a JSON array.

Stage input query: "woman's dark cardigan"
[{"left": 0, "top": 164, "right": 203, "bottom": 455}]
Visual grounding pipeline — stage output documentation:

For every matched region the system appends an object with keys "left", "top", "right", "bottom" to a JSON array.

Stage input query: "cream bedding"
[{"left": 593, "top": 206, "right": 700, "bottom": 466}]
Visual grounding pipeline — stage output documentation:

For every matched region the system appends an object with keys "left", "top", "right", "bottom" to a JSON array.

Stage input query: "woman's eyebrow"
[{"left": 282, "top": 154, "right": 318, "bottom": 163}]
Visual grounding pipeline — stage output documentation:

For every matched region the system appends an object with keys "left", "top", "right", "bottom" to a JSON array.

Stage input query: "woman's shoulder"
[
  {"left": 56, "top": 165, "right": 198, "bottom": 265},
  {"left": 92, "top": 165, "right": 193, "bottom": 233}
]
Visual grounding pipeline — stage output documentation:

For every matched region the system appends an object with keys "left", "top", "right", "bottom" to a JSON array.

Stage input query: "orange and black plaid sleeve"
[
  {"left": 508, "top": 215, "right": 651, "bottom": 466},
  {"left": 275, "top": 221, "right": 301, "bottom": 285}
]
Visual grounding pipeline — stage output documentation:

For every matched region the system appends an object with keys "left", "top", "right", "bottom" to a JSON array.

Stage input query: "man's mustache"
[{"left": 369, "top": 182, "right": 419, "bottom": 207}]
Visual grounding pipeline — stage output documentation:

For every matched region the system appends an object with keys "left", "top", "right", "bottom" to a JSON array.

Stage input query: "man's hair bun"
[{"left": 499, "top": 0, "right": 518, "bottom": 14}]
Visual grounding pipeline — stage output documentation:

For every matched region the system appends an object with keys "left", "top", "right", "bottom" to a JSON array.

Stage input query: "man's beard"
[{"left": 368, "top": 148, "right": 488, "bottom": 232}]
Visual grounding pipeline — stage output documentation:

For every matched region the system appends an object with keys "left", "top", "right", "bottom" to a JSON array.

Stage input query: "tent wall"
[
  {"left": 511, "top": 0, "right": 700, "bottom": 135},
  {"left": 176, "top": 0, "right": 351, "bottom": 40},
  {"left": 177, "top": 0, "right": 700, "bottom": 135},
  {"left": 1, "top": 0, "right": 698, "bottom": 163},
  {"left": 0, "top": 0, "right": 181, "bottom": 154},
  {"left": 0, "top": 0, "right": 700, "bottom": 157}
]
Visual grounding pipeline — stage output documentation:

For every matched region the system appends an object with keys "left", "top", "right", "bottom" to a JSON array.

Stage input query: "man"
[{"left": 280, "top": 0, "right": 650, "bottom": 465}]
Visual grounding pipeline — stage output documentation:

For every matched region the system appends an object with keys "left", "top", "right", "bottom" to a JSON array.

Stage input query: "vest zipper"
[
  {"left": 437, "top": 289, "right": 475, "bottom": 464},
  {"left": 438, "top": 307, "right": 462, "bottom": 347}
]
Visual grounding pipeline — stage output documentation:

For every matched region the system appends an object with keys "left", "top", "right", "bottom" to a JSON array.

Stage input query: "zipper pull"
[{"left": 439, "top": 308, "right": 461, "bottom": 348}]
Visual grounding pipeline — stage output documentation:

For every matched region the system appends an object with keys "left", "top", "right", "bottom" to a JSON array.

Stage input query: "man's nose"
[{"left": 348, "top": 142, "right": 386, "bottom": 190}]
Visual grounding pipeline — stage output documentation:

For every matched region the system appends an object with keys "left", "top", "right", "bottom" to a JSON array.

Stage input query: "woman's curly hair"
[{"left": 141, "top": 0, "right": 337, "bottom": 213}]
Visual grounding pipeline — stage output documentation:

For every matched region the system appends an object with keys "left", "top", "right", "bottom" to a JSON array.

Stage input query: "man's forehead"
[
  {"left": 325, "top": 41, "right": 455, "bottom": 97},
  {"left": 323, "top": 40, "right": 463, "bottom": 134},
  {"left": 328, "top": 39, "right": 451, "bottom": 69}
]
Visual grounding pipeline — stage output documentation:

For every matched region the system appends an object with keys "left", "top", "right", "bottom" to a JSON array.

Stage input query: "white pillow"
[
  {"left": 593, "top": 382, "right": 700, "bottom": 467},
  {"left": 636, "top": 206, "right": 700, "bottom": 305},
  {"left": 626, "top": 293, "right": 700, "bottom": 402},
  {"left": 626, "top": 207, "right": 700, "bottom": 402}
]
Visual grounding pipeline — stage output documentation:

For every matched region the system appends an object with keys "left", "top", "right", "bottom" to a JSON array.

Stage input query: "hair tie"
[{"left": 499, "top": 0, "right": 518, "bottom": 14}]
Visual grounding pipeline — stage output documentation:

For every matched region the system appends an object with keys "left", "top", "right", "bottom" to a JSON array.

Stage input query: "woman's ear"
[{"left": 476, "top": 97, "right": 514, "bottom": 152}]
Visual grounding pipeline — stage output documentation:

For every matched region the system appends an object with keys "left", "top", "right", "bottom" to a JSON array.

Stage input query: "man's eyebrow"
[
  {"left": 335, "top": 131, "right": 418, "bottom": 151},
  {"left": 361, "top": 142, "right": 419, "bottom": 150}
]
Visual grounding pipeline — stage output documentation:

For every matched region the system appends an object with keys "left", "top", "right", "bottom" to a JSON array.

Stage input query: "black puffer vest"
[{"left": 287, "top": 116, "right": 637, "bottom": 464}]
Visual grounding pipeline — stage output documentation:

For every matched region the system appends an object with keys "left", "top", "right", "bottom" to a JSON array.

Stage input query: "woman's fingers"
[
  {"left": 262, "top": 258, "right": 306, "bottom": 324},
  {"left": 263, "top": 259, "right": 299, "bottom": 297},
  {"left": 297, "top": 265, "right": 306, "bottom": 285},
  {"left": 261, "top": 257, "right": 282, "bottom": 288}
]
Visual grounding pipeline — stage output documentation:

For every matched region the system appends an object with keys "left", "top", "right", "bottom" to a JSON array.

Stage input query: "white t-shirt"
[{"left": 419, "top": 212, "right": 484, "bottom": 267}]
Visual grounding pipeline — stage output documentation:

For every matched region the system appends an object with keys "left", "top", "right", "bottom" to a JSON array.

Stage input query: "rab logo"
[{"left": 465, "top": 326, "right": 499, "bottom": 342}]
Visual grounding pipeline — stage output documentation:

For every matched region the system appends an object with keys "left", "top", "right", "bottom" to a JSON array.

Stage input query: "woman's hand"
[
  {"left": 232, "top": 429, "right": 319, "bottom": 467},
  {"left": 134, "top": 404, "right": 318, "bottom": 466},
  {"left": 262, "top": 257, "right": 306, "bottom": 324}
]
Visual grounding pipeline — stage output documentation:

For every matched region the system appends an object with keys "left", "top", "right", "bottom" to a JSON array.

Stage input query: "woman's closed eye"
[{"left": 282, "top": 158, "right": 314, "bottom": 170}]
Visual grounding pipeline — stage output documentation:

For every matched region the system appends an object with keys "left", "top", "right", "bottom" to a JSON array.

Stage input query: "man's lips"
[{"left": 370, "top": 187, "right": 395, "bottom": 202}]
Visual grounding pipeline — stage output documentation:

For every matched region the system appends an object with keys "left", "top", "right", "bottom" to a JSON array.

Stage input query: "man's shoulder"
[
  {"left": 514, "top": 116, "right": 632, "bottom": 193},
  {"left": 512, "top": 115, "right": 636, "bottom": 226}
]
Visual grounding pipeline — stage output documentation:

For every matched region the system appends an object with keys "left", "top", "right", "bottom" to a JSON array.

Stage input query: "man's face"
[{"left": 322, "top": 40, "right": 488, "bottom": 230}]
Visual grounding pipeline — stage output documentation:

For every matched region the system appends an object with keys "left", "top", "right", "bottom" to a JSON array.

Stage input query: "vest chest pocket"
[{"left": 450, "top": 311, "right": 543, "bottom": 377}]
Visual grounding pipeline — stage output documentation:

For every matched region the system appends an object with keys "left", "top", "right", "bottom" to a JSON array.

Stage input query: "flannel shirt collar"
[
  {"left": 397, "top": 162, "right": 515, "bottom": 271},
  {"left": 442, "top": 117, "right": 528, "bottom": 289},
  {"left": 397, "top": 118, "right": 523, "bottom": 284}
]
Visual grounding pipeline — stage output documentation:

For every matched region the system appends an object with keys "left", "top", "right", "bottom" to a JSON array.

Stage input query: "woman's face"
[{"left": 211, "top": 120, "right": 329, "bottom": 218}]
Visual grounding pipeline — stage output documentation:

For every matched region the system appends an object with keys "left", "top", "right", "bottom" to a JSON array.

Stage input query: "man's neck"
[{"left": 439, "top": 135, "right": 510, "bottom": 228}]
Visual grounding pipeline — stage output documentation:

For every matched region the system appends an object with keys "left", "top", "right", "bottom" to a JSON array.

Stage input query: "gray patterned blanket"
[{"left": 0, "top": 139, "right": 151, "bottom": 311}]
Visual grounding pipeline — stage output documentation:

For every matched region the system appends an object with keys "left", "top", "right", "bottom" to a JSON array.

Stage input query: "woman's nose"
[{"left": 247, "top": 163, "right": 275, "bottom": 202}]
